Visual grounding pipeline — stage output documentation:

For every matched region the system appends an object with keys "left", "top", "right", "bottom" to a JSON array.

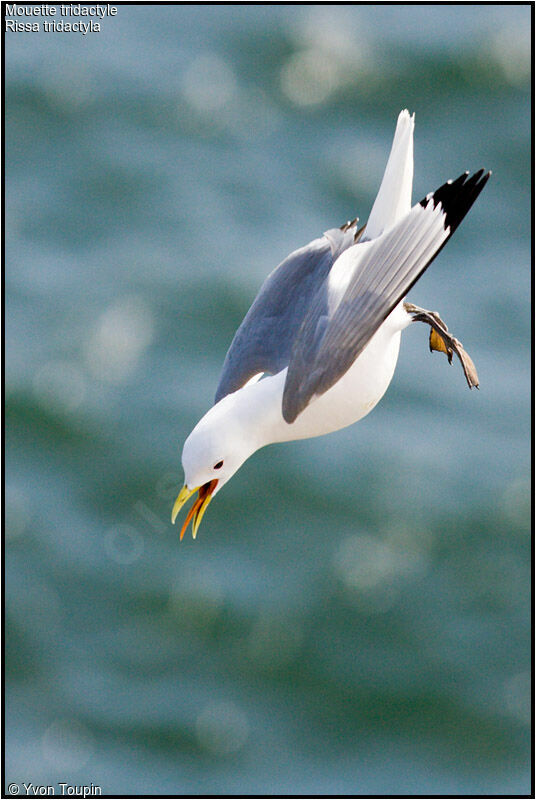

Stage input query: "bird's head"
[{"left": 171, "top": 396, "right": 260, "bottom": 539}]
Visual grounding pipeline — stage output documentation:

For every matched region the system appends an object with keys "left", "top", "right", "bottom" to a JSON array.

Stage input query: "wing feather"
[
  {"left": 282, "top": 170, "right": 490, "bottom": 423},
  {"left": 214, "top": 225, "right": 358, "bottom": 403}
]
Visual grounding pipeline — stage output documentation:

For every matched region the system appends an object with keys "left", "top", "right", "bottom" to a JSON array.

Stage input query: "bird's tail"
[{"left": 364, "top": 109, "right": 415, "bottom": 240}]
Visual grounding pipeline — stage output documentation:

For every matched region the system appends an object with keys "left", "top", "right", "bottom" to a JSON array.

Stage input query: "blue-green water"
[{"left": 5, "top": 4, "right": 531, "bottom": 795}]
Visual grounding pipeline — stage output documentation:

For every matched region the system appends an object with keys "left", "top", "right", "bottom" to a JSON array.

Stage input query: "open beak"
[{"left": 171, "top": 479, "right": 218, "bottom": 540}]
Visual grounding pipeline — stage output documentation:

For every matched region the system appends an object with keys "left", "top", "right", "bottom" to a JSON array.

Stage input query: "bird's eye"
[{"left": 213, "top": 460, "right": 224, "bottom": 470}]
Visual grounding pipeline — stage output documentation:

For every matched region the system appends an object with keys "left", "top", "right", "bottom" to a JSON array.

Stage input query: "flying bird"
[{"left": 172, "top": 110, "right": 490, "bottom": 540}]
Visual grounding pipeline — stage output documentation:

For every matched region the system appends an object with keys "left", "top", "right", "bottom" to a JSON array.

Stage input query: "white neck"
[{"left": 221, "top": 371, "right": 289, "bottom": 452}]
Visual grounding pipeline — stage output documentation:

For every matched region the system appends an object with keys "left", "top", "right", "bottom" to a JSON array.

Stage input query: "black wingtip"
[{"left": 420, "top": 169, "right": 491, "bottom": 234}]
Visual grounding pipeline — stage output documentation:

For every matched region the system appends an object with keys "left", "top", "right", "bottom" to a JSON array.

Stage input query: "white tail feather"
[{"left": 364, "top": 109, "right": 415, "bottom": 240}]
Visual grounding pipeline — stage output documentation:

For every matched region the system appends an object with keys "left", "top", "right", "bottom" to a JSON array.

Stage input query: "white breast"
[{"left": 255, "top": 301, "right": 411, "bottom": 444}]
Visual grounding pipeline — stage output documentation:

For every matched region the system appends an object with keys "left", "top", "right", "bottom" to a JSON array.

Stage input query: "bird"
[{"left": 172, "top": 110, "right": 490, "bottom": 540}]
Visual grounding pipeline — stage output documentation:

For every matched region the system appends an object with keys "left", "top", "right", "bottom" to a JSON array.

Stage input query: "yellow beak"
[
  {"left": 171, "top": 485, "right": 196, "bottom": 524},
  {"left": 171, "top": 479, "right": 218, "bottom": 540}
]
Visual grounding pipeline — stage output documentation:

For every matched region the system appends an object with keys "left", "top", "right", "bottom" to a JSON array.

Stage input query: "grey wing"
[
  {"left": 282, "top": 170, "right": 491, "bottom": 423},
  {"left": 215, "top": 224, "right": 359, "bottom": 403}
]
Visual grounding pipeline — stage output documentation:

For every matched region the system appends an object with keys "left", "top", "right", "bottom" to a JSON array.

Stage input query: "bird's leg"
[{"left": 403, "top": 302, "right": 480, "bottom": 389}]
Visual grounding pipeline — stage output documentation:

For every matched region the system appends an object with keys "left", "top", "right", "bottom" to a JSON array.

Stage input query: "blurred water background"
[{"left": 5, "top": 4, "right": 532, "bottom": 795}]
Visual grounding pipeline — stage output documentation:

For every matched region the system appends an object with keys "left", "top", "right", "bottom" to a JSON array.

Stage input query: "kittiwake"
[{"left": 172, "top": 110, "right": 490, "bottom": 540}]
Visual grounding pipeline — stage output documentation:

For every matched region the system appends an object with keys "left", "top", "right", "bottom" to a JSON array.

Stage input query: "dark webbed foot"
[{"left": 404, "top": 302, "right": 480, "bottom": 389}]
